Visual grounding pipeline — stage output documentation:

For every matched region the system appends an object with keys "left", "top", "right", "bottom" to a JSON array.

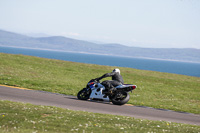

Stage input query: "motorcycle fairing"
[{"left": 89, "top": 83, "right": 110, "bottom": 102}]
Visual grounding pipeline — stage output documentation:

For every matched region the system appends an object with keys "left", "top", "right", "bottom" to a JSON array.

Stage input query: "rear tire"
[
  {"left": 77, "top": 88, "right": 91, "bottom": 100},
  {"left": 111, "top": 91, "right": 130, "bottom": 105}
]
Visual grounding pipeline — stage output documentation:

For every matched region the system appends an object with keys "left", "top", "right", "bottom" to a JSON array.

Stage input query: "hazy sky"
[{"left": 0, "top": 0, "right": 200, "bottom": 48}]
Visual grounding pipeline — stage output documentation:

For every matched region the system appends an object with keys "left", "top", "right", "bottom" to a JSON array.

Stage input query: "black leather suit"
[{"left": 96, "top": 71, "right": 124, "bottom": 91}]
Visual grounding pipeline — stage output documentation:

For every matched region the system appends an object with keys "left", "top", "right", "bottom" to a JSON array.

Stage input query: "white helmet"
[{"left": 113, "top": 68, "right": 120, "bottom": 74}]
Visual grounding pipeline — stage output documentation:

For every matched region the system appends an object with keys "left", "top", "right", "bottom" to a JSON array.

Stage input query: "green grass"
[
  {"left": 0, "top": 100, "right": 199, "bottom": 133},
  {"left": 0, "top": 53, "right": 200, "bottom": 114}
]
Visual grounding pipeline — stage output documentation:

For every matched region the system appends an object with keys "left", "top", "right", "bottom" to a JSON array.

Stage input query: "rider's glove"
[{"left": 95, "top": 78, "right": 100, "bottom": 81}]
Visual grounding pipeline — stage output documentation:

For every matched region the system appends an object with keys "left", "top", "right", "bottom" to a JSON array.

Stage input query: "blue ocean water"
[{"left": 0, "top": 46, "right": 200, "bottom": 77}]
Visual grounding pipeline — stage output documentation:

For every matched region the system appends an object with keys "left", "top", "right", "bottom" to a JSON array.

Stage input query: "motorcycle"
[{"left": 77, "top": 79, "right": 137, "bottom": 105}]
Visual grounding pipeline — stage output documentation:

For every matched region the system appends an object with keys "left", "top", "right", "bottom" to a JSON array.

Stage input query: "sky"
[{"left": 0, "top": 0, "right": 200, "bottom": 48}]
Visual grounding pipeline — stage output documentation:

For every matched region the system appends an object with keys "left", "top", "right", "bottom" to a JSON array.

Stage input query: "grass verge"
[
  {"left": 0, "top": 100, "right": 200, "bottom": 133},
  {"left": 0, "top": 53, "right": 200, "bottom": 114}
]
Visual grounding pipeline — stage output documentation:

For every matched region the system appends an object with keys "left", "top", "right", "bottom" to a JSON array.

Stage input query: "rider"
[{"left": 95, "top": 68, "right": 124, "bottom": 94}]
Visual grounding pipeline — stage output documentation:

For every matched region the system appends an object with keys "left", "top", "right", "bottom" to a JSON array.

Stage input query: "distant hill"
[{"left": 0, "top": 29, "right": 200, "bottom": 63}]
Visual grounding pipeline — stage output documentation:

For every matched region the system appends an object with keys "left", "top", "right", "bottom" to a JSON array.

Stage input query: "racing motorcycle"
[{"left": 77, "top": 79, "right": 137, "bottom": 105}]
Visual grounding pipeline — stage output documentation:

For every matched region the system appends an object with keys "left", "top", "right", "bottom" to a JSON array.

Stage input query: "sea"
[{"left": 0, "top": 46, "right": 200, "bottom": 77}]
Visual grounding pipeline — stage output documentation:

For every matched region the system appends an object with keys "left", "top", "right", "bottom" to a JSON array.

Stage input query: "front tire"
[
  {"left": 77, "top": 88, "right": 91, "bottom": 100},
  {"left": 110, "top": 91, "right": 130, "bottom": 105}
]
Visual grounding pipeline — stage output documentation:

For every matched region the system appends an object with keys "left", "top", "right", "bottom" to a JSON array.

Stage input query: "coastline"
[
  {"left": 0, "top": 45, "right": 200, "bottom": 64},
  {"left": 1, "top": 45, "right": 200, "bottom": 77}
]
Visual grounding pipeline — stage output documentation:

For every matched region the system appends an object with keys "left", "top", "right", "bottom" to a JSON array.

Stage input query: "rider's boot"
[
  {"left": 108, "top": 87, "right": 116, "bottom": 95},
  {"left": 103, "top": 87, "right": 116, "bottom": 98}
]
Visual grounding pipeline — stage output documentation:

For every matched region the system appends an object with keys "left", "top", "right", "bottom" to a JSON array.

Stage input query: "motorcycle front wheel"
[
  {"left": 110, "top": 91, "right": 130, "bottom": 105},
  {"left": 77, "top": 88, "right": 91, "bottom": 100}
]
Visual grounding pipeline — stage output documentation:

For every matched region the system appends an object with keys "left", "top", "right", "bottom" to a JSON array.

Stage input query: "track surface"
[{"left": 0, "top": 85, "right": 199, "bottom": 125}]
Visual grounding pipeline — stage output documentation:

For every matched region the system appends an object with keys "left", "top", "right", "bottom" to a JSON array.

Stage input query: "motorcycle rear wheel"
[
  {"left": 111, "top": 91, "right": 130, "bottom": 105},
  {"left": 77, "top": 88, "right": 91, "bottom": 100}
]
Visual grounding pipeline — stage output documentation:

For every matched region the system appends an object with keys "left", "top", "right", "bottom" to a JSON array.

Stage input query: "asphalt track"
[{"left": 0, "top": 85, "right": 199, "bottom": 126}]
